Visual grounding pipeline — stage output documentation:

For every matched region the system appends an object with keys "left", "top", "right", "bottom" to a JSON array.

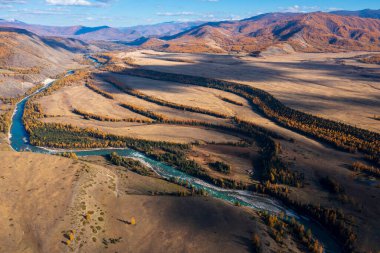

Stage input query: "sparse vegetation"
[
  {"left": 351, "top": 161, "right": 380, "bottom": 178},
  {"left": 108, "top": 152, "right": 153, "bottom": 176}
]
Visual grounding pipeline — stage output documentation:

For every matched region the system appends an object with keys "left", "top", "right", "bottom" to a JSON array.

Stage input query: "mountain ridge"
[
  {"left": 0, "top": 20, "right": 206, "bottom": 42},
  {"left": 140, "top": 12, "right": 380, "bottom": 54}
]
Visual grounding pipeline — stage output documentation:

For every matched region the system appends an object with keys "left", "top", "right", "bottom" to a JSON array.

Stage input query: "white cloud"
[
  {"left": 156, "top": 11, "right": 195, "bottom": 17},
  {"left": 279, "top": 5, "right": 320, "bottom": 13},
  {"left": 45, "top": 0, "right": 110, "bottom": 6},
  {"left": 0, "top": 0, "right": 26, "bottom": 3}
]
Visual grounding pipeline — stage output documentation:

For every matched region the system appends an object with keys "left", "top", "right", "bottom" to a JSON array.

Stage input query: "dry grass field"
[
  {"left": 10, "top": 49, "right": 380, "bottom": 252},
  {"left": 92, "top": 77, "right": 229, "bottom": 124},
  {"left": 38, "top": 85, "right": 149, "bottom": 120},
  {"left": 0, "top": 151, "right": 302, "bottom": 253},
  {"left": 83, "top": 50, "right": 379, "bottom": 252},
  {"left": 100, "top": 73, "right": 247, "bottom": 117},
  {"left": 121, "top": 50, "right": 380, "bottom": 133}
]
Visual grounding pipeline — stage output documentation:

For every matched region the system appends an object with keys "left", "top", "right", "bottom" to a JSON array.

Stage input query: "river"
[{"left": 7, "top": 61, "right": 340, "bottom": 253}]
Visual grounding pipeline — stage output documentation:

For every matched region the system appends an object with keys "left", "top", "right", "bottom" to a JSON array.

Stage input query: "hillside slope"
[
  {"left": 0, "top": 151, "right": 287, "bottom": 253},
  {"left": 0, "top": 27, "right": 86, "bottom": 97},
  {"left": 141, "top": 12, "right": 380, "bottom": 54}
]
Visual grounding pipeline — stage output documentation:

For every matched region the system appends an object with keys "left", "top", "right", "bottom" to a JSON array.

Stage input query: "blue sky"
[{"left": 0, "top": 0, "right": 379, "bottom": 27}]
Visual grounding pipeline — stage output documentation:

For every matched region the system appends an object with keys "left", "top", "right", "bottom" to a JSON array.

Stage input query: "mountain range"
[
  {"left": 330, "top": 9, "right": 380, "bottom": 19},
  {"left": 0, "top": 9, "right": 380, "bottom": 54},
  {"left": 142, "top": 12, "right": 380, "bottom": 54},
  {"left": 0, "top": 20, "right": 205, "bottom": 42}
]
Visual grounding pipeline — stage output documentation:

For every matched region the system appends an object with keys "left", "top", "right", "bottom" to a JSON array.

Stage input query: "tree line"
[
  {"left": 117, "top": 68, "right": 380, "bottom": 165},
  {"left": 350, "top": 161, "right": 380, "bottom": 178},
  {"left": 104, "top": 75, "right": 230, "bottom": 119},
  {"left": 72, "top": 108, "right": 153, "bottom": 124},
  {"left": 217, "top": 95, "right": 244, "bottom": 106}
]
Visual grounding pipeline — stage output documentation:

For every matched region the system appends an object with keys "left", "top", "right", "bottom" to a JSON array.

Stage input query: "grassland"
[
  {"left": 0, "top": 151, "right": 308, "bottom": 253},
  {"left": 122, "top": 50, "right": 380, "bottom": 133},
  {"left": 7, "top": 49, "right": 380, "bottom": 252},
  {"left": 103, "top": 52, "right": 380, "bottom": 251}
]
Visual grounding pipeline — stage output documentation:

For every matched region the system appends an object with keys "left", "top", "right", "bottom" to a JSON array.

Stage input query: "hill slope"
[
  {"left": 0, "top": 27, "right": 87, "bottom": 97},
  {"left": 141, "top": 12, "right": 380, "bottom": 54}
]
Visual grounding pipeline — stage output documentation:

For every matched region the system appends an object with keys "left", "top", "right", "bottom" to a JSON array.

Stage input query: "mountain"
[
  {"left": 120, "top": 21, "right": 205, "bottom": 38},
  {"left": 141, "top": 12, "right": 380, "bottom": 54},
  {"left": 0, "top": 20, "right": 206, "bottom": 42},
  {"left": 330, "top": 9, "right": 380, "bottom": 19},
  {"left": 0, "top": 27, "right": 94, "bottom": 93}
]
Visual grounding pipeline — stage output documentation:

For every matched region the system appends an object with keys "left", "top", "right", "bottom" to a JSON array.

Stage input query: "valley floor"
[{"left": 1, "top": 50, "right": 380, "bottom": 253}]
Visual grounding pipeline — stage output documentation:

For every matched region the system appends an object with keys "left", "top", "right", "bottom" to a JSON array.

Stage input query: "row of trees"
[
  {"left": 104, "top": 76, "right": 230, "bottom": 119},
  {"left": 351, "top": 161, "right": 380, "bottom": 178},
  {"left": 119, "top": 102, "right": 165, "bottom": 122},
  {"left": 208, "top": 161, "right": 231, "bottom": 174},
  {"left": 85, "top": 82, "right": 114, "bottom": 99},
  {"left": 0, "top": 66, "right": 40, "bottom": 76},
  {"left": 72, "top": 108, "right": 153, "bottom": 124},
  {"left": 118, "top": 68, "right": 380, "bottom": 165},
  {"left": 217, "top": 95, "right": 244, "bottom": 106}
]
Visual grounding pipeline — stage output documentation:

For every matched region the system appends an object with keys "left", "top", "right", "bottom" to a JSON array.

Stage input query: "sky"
[{"left": 0, "top": 0, "right": 379, "bottom": 27}]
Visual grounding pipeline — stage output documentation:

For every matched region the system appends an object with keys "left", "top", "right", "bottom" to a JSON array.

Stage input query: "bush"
[{"left": 208, "top": 161, "right": 231, "bottom": 174}]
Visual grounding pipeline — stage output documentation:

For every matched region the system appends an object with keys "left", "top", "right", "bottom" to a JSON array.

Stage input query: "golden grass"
[{"left": 123, "top": 50, "right": 380, "bottom": 133}]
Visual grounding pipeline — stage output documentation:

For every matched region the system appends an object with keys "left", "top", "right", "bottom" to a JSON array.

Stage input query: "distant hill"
[
  {"left": 0, "top": 20, "right": 206, "bottom": 42},
  {"left": 0, "top": 27, "right": 94, "bottom": 97},
  {"left": 141, "top": 12, "right": 380, "bottom": 54},
  {"left": 2, "top": 10, "right": 380, "bottom": 54},
  {"left": 330, "top": 9, "right": 380, "bottom": 19},
  {"left": 120, "top": 21, "right": 205, "bottom": 38},
  {"left": 0, "top": 27, "right": 92, "bottom": 72}
]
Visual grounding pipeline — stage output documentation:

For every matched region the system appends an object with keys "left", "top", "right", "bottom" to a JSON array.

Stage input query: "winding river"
[{"left": 8, "top": 62, "right": 340, "bottom": 252}]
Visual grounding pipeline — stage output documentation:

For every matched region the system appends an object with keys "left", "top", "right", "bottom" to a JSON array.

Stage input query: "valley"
[{"left": 0, "top": 7, "right": 380, "bottom": 253}]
